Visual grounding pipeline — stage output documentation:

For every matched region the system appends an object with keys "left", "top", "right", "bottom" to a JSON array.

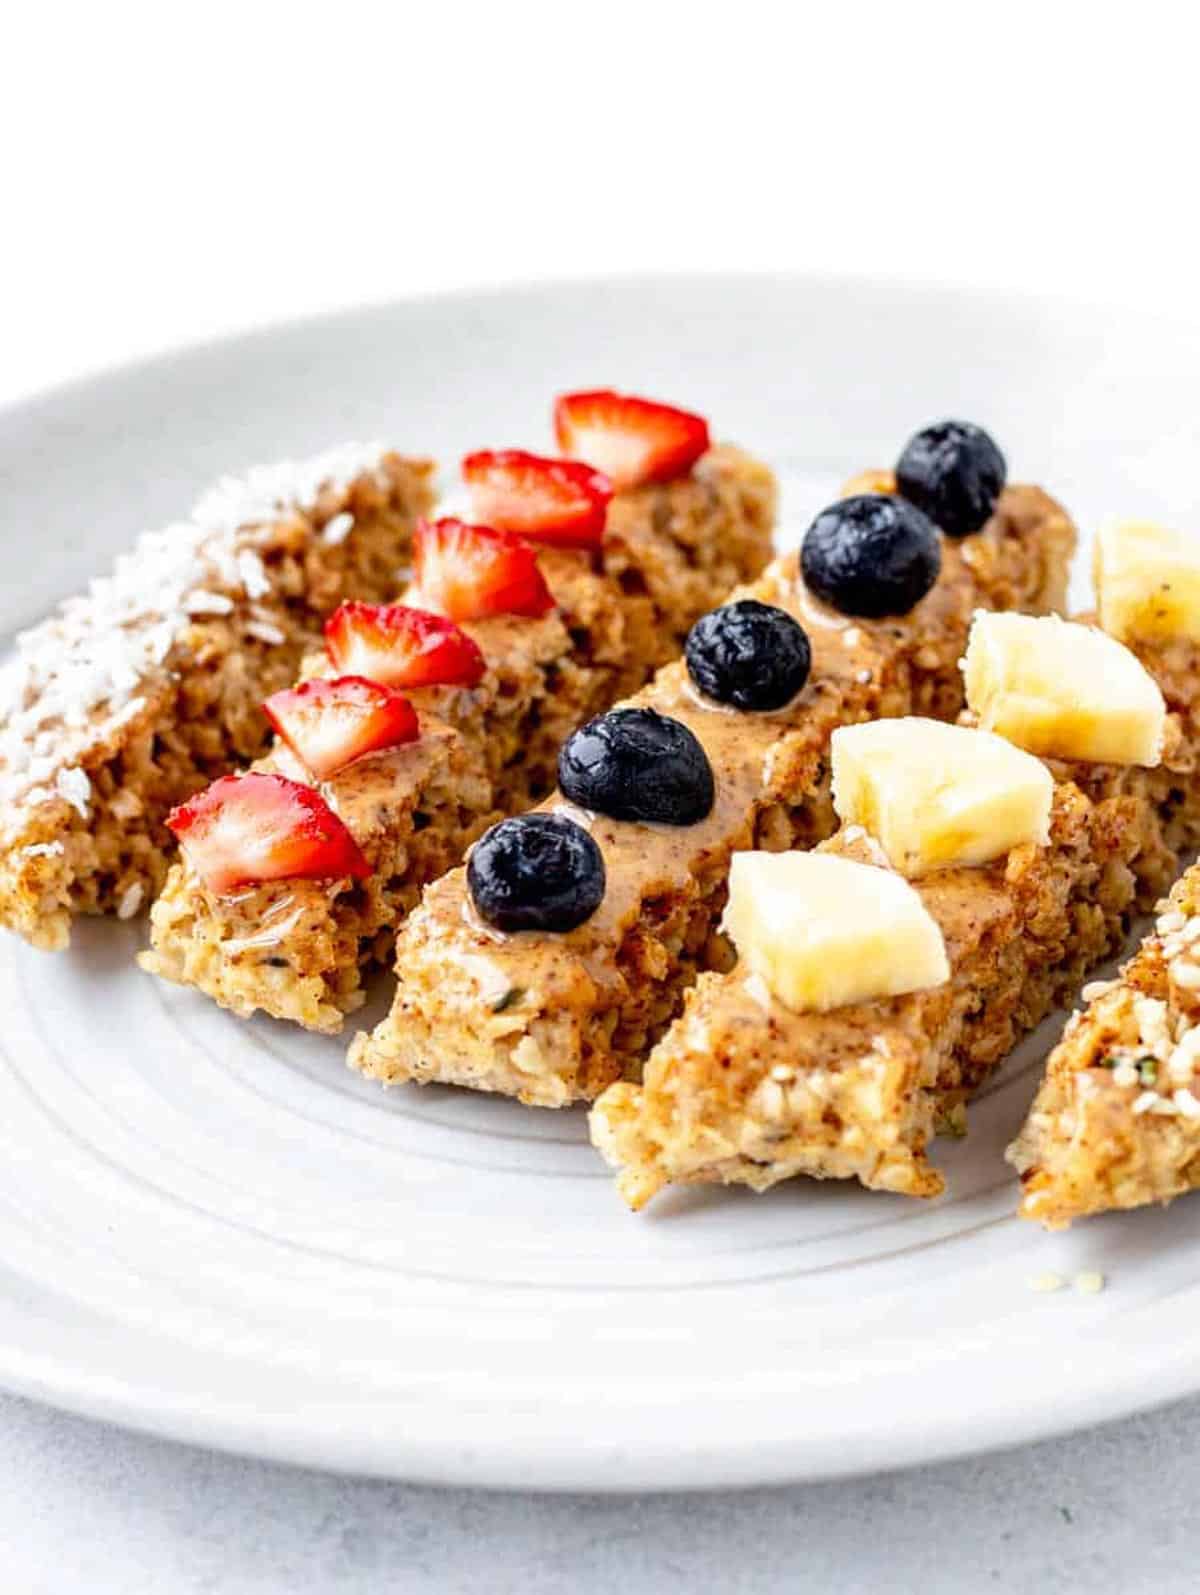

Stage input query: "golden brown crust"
[
  {"left": 141, "top": 726, "right": 490, "bottom": 1031},
  {"left": 140, "top": 447, "right": 777, "bottom": 1029},
  {"left": 1005, "top": 635, "right": 1200, "bottom": 1228},
  {"left": 591, "top": 634, "right": 1200, "bottom": 1209},
  {"left": 590, "top": 771, "right": 1176, "bottom": 1209},
  {"left": 1011, "top": 854, "right": 1200, "bottom": 1228},
  {"left": 0, "top": 451, "right": 435, "bottom": 950},
  {"left": 351, "top": 485, "right": 1077, "bottom": 1106}
]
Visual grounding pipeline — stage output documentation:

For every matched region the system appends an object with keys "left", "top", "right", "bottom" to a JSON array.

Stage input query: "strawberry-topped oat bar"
[
  {"left": 139, "top": 393, "right": 776, "bottom": 1030},
  {"left": 0, "top": 444, "right": 435, "bottom": 950},
  {"left": 351, "top": 421, "right": 1077, "bottom": 1107},
  {"left": 591, "top": 576, "right": 1200, "bottom": 1209}
]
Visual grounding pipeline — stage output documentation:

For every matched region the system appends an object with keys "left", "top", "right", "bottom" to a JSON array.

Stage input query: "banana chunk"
[
  {"left": 831, "top": 717, "right": 1053, "bottom": 876},
  {"left": 1095, "top": 518, "right": 1200, "bottom": 645},
  {"left": 963, "top": 611, "right": 1165, "bottom": 768},
  {"left": 723, "top": 851, "right": 949, "bottom": 1014}
]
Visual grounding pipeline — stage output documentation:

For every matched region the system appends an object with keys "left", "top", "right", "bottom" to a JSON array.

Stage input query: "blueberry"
[
  {"left": 557, "top": 707, "right": 714, "bottom": 826},
  {"left": 895, "top": 420, "right": 1007, "bottom": 537},
  {"left": 800, "top": 494, "right": 942, "bottom": 618},
  {"left": 467, "top": 813, "right": 605, "bottom": 933},
  {"left": 685, "top": 600, "right": 812, "bottom": 712}
]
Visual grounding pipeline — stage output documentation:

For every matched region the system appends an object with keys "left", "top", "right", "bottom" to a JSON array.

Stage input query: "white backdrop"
[
  {"left": 4, "top": 2, "right": 1194, "bottom": 406},
  {"left": 5, "top": 4, "right": 1200, "bottom": 1592}
]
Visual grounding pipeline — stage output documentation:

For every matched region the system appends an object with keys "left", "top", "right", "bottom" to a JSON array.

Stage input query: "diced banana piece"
[
  {"left": 723, "top": 851, "right": 949, "bottom": 1014},
  {"left": 1095, "top": 519, "right": 1200, "bottom": 644},
  {"left": 963, "top": 611, "right": 1165, "bottom": 768},
  {"left": 831, "top": 717, "right": 1053, "bottom": 876}
]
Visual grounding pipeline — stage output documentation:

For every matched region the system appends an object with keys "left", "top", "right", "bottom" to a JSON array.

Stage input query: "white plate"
[{"left": 4, "top": 275, "right": 1200, "bottom": 1492}]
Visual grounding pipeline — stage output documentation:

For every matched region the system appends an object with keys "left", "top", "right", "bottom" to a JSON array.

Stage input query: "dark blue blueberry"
[
  {"left": 467, "top": 813, "right": 604, "bottom": 933},
  {"left": 895, "top": 420, "right": 1007, "bottom": 537},
  {"left": 685, "top": 600, "right": 812, "bottom": 711},
  {"left": 557, "top": 707, "right": 714, "bottom": 826},
  {"left": 800, "top": 494, "right": 941, "bottom": 618}
]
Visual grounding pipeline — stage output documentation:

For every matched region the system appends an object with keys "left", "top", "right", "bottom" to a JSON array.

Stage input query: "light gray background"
[{"left": 5, "top": 1391, "right": 1195, "bottom": 1593}]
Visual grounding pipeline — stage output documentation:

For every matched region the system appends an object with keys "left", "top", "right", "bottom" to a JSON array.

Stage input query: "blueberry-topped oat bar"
[{"left": 350, "top": 424, "right": 1077, "bottom": 1107}]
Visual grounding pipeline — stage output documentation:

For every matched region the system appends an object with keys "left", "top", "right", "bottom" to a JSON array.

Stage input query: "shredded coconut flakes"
[
  {"left": 322, "top": 511, "right": 354, "bottom": 546},
  {"left": 0, "top": 441, "right": 386, "bottom": 827},
  {"left": 183, "top": 589, "right": 235, "bottom": 616},
  {"left": 55, "top": 766, "right": 91, "bottom": 817},
  {"left": 245, "top": 620, "right": 286, "bottom": 646},
  {"left": 236, "top": 549, "right": 271, "bottom": 599},
  {"left": 20, "top": 841, "right": 63, "bottom": 858}
]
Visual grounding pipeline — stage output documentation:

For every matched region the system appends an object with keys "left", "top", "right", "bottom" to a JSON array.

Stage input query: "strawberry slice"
[
  {"left": 412, "top": 517, "right": 554, "bottom": 623},
  {"left": 462, "top": 449, "right": 611, "bottom": 550},
  {"left": 324, "top": 602, "right": 485, "bottom": 689},
  {"left": 167, "top": 772, "right": 371, "bottom": 894},
  {"left": 264, "top": 675, "right": 419, "bottom": 780},
  {"left": 554, "top": 389, "right": 710, "bottom": 490}
]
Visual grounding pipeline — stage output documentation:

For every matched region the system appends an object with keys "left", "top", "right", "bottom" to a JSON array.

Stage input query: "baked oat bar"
[
  {"left": 590, "top": 605, "right": 1200, "bottom": 1208},
  {"left": 0, "top": 444, "right": 435, "bottom": 950},
  {"left": 1009, "top": 519, "right": 1200, "bottom": 1227},
  {"left": 1010, "top": 858, "right": 1200, "bottom": 1228},
  {"left": 590, "top": 790, "right": 1164, "bottom": 1208},
  {"left": 351, "top": 425, "right": 1075, "bottom": 1109},
  {"left": 140, "top": 398, "right": 777, "bottom": 1031}
]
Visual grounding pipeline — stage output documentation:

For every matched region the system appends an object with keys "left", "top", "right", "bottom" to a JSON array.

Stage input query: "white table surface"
[{"left": 6, "top": 4, "right": 1199, "bottom": 1588}]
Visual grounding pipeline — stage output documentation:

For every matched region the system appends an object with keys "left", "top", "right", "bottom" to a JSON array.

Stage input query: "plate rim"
[
  {"left": 8, "top": 264, "right": 1199, "bottom": 426},
  {"left": 0, "top": 1316, "right": 1195, "bottom": 1491},
  {"left": 5, "top": 270, "right": 1200, "bottom": 1490}
]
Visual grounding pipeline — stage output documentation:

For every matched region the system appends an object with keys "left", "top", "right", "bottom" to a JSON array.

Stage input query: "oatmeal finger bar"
[
  {"left": 1009, "top": 858, "right": 1200, "bottom": 1228},
  {"left": 590, "top": 791, "right": 1160, "bottom": 1207},
  {"left": 1009, "top": 520, "right": 1200, "bottom": 1227},
  {"left": 141, "top": 397, "right": 777, "bottom": 1031},
  {"left": 0, "top": 444, "right": 435, "bottom": 950},
  {"left": 352, "top": 422, "right": 1076, "bottom": 1108},
  {"left": 425, "top": 438, "right": 777, "bottom": 808},
  {"left": 591, "top": 602, "right": 1200, "bottom": 1208}
]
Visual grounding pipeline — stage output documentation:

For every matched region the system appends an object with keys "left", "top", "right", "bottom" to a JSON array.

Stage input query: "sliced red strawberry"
[
  {"left": 324, "top": 602, "right": 485, "bottom": 689},
  {"left": 263, "top": 675, "right": 419, "bottom": 780},
  {"left": 554, "top": 389, "right": 710, "bottom": 490},
  {"left": 167, "top": 772, "right": 371, "bottom": 894},
  {"left": 462, "top": 449, "right": 611, "bottom": 550},
  {"left": 412, "top": 517, "right": 554, "bottom": 623}
]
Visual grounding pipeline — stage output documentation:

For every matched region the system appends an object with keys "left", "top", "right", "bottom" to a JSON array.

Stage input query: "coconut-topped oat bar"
[
  {"left": 0, "top": 443, "right": 435, "bottom": 949},
  {"left": 350, "top": 422, "right": 1076, "bottom": 1108},
  {"left": 139, "top": 393, "right": 777, "bottom": 1030},
  {"left": 590, "top": 595, "right": 1200, "bottom": 1209}
]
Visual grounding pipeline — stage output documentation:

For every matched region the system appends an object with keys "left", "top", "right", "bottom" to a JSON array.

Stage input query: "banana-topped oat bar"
[
  {"left": 140, "top": 394, "right": 777, "bottom": 1031},
  {"left": 351, "top": 421, "right": 1076, "bottom": 1107},
  {"left": 591, "top": 596, "right": 1200, "bottom": 1209},
  {"left": 0, "top": 444, "right": 435, "bottom": 951},
  {"left": 1010, "top": 520, "right": 1200, "bottom": 1228}
]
